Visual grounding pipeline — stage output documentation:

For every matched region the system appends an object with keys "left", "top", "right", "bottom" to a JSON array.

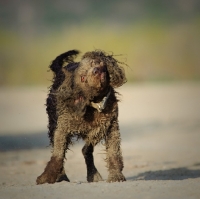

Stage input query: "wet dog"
[{"left": 36, "top": 50, "right": 127, "bottom": 184}]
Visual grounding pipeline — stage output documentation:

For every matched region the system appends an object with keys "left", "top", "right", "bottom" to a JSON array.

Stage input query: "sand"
[{"left": 0, "top": 82, "right": 200, "bottom": 199}]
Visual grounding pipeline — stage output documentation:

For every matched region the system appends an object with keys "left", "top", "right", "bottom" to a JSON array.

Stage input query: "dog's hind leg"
[{"left": 82, "top": 143, "right": 103, "bottom": 182}]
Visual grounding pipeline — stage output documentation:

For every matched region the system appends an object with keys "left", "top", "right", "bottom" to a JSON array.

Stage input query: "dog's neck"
[{"left": 90, "top": 87, "right": 111, "bottom": 112}]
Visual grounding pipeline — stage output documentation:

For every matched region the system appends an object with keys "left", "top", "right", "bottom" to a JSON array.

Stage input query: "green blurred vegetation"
[{"left": 0, "top": 0, "right": 200, "bottom": 86}]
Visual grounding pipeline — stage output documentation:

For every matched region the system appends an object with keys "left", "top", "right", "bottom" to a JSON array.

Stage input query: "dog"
[{"left": 36, "top": 50, "right": 127, "bottom": 184}]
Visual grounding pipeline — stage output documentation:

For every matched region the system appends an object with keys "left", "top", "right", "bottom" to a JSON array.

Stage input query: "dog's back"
[{"left": 46, "top": 50, "right": 80, "bottom": 145}]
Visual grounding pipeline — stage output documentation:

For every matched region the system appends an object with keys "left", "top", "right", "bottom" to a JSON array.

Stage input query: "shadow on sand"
[
  {"left": 0, "top": 132, "right": 49, "bottom": 151},
  {"left": 127, "top": 166, "right": 200, "bottom": 181}
]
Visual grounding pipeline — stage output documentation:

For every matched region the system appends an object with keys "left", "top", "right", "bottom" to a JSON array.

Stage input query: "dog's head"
[
  {"left": 50, "top": 49, "right": 127, "bottom": 115},
  {"left": 73, "top": 50, "right": 127, "bottom": 96},
  {"left": 74, "top": 57, "right": 108, "bottom": 94}
]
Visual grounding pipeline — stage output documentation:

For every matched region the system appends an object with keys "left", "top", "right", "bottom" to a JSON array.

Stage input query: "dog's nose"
[
  {"left": 93, "top": 67, "right": 101, "bottom": 75},
  {"left": 93, "top": 66, "right": 107, "bottom": 75}
]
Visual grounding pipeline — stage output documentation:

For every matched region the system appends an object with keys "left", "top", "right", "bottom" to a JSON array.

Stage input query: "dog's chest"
[
  {"left": 79, "top": 109, "right": 111, "bottom": 143},
  {"left": 83, "top": 107, "right": 111, "bottom": 128},
  {"left": 67, "top": 108, "right": 111, "bottom": 144},
  {"left": 68, "top": 107, "right": 112, "bottom": 131}
]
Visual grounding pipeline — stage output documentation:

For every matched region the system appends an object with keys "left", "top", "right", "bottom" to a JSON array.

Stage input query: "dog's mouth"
[
  {"left": 100, "top": 72, "right": 106, "bottom": 82},
  {"left": 96, "top": 70, "right": 107, "bottom": 91}
]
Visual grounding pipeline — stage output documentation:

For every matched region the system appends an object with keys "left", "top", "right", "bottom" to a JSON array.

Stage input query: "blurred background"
[
  {"left": 0, "top": 0, "right": 200, "bottom": 86},
  {"left": 0, "top": 0, "right": 200, "bottom": 150}
]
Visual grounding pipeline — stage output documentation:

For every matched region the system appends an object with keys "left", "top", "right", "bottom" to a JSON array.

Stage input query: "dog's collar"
[{"left": 90, "top": 89, "right": 111, "bottom": 112}]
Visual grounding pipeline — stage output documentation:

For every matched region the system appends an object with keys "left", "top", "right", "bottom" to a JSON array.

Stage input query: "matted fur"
[{"left": 36, "top": 49, "right": 127, "bottom": 184}]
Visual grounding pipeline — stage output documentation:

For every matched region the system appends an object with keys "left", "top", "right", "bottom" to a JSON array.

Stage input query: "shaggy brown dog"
[{"left": 36, "top": 50, "right": 127, "bottom": 184}]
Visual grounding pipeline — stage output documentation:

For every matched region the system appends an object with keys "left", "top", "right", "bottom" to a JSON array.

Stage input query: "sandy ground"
[{"left": 0, "top": 82, "right": 200, "bottom": 199}]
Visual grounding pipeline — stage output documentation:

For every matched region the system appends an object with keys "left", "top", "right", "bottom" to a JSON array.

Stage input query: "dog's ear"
[{"left": 106, "top": 56, "right": 127, "bottom": 88}]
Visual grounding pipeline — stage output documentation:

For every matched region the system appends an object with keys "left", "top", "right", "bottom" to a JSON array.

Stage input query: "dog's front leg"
[
  {"left": 105, "top": 121, "right": 126, "bottom": 182},
  {"left": 36, "top": 121, "right": 69, "bottom": 184}
]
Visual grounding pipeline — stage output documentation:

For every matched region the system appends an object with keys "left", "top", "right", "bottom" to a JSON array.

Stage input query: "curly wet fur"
[{"left": 36, "top": 49, "right": 126, "bottom": 184}]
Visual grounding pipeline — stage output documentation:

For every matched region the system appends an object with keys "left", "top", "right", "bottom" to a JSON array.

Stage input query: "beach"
[{"left": 0, "top": 82, "right": 200, "bottom": 199}]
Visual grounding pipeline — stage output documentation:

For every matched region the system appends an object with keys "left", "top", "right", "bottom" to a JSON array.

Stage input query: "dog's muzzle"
[
  {"left": 93, "top": 66, "right": 107, "bottom": 83},
  {"left": 93, "top": 66, "right": 107, "bottom": 75}
]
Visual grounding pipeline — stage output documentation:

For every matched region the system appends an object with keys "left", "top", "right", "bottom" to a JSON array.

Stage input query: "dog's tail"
[{"left": 50, "top": 50, "right": 80, "bottom": 74}]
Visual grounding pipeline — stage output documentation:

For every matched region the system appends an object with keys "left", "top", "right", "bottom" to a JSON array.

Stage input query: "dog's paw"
[
  {"left": 92, "top": 171, "right": 103, "bottom": 182},
  {"left": 36, "top": 172, "right": 57, "bottom": 184},
  {"left": 87, "top": 171, "right": 103, "bottom": 182},
  {"left": 56, "top": 173, "right": 70, "bottom": 182},
  {"left": 107, "top": 172, "right": 126, "bottom": 183}
]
